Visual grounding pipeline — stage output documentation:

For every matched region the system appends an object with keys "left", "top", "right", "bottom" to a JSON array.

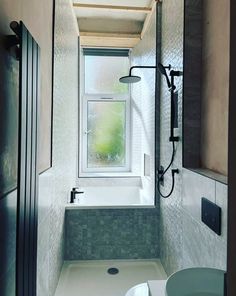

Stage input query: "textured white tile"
[
  {"left": 37, "top": 254, "right": 49, "bottom": 296},
  {"left": 0, "top": 190, "right": 17, "bottom": 289},
  {"left": 78, "top": 177, "right": 141, "bottom": 187},
  {"left": 159, "top": 0, "right": 184, "bottom": 275},
  {"left": 157, "top": 0, "right": 227, "bottom": 276},
  {"left": 182, "top": 169, "right": 215, "bottom": 222},
  {"left": 131, "top": 8, "right": 156, "bottom": 205},
  {"left": 38, "top": 171, "right": 53, "bottom": 224},
  {"left": 37, "top": 215, "right": 50, "bottom": 269},
  {"left": 182, "top": 212, "right": 227, "bottom": 271},
  {"left": 215, "top": 182, "right": 228, "bottom": 239},
  {"left": 37, "top": 1, "right": 79, "bottom": 296}
]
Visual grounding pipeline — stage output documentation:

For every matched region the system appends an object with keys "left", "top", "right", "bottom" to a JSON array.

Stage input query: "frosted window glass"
[
  {"left": 85, "top": 56, "right": 129, "bottom": 94},
  {"left": 87, "top": 101, "right": 126, "bottom": 168}
]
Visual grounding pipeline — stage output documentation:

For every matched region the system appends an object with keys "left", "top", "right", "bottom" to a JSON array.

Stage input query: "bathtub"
[{"left": 66, "top": 186, "right": 154, "bottom": 209}]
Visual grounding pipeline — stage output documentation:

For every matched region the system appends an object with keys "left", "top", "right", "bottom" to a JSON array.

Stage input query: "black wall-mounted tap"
[{"left": 70, "top": 187, "right": 84, "bottom": 203}]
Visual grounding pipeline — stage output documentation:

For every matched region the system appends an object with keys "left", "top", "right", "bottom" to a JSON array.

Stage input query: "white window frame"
[{"left": 79, "top": 51, "right": 131, "bottom": 176}]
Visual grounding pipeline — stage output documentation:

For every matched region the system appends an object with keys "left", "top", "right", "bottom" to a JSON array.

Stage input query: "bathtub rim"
[
  {"left": 66, "top": 184, "right": 155, "bottom": 209},
  {"left": 65, "top": 204, "right": 156, "bottom": 210},
  {"left": 62, "top": 258, "right": 166, "bottom": 266}
]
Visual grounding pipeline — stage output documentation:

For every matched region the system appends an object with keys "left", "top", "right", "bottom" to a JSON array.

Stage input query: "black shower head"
[
  {"left": 157, "top": 63, "right": 172, "bottom": 89},
  {"left": 119, "top": 75, "right": 141, "bottom": 84},
  {"left": 119, "top": 65, "right": 156, "bottom": 84}
]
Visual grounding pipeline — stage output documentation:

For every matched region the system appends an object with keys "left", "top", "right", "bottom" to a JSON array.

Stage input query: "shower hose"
[{"left": 157, "top": 141, "right": 179, "bottom": 198}]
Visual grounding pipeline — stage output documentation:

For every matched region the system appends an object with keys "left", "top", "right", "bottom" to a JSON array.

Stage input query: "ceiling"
[{"left": 73, "top": 0, "right": 156, "bottom": 48}]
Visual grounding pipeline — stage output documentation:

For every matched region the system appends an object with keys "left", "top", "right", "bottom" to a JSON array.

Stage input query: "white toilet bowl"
[{"left": 125, "top": 283, "right": 149, "bottom": 296}]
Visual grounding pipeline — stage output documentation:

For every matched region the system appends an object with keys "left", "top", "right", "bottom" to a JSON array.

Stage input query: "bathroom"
[{"left": 0, "top": 0, "right": 235, "bottom": 296}]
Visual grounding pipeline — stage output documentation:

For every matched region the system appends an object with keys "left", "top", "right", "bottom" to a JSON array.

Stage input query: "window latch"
[{"left": 84, "top": 130, "right": 92, "bottom": 135}]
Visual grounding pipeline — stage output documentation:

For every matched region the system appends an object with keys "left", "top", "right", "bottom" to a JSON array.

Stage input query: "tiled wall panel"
[
  {"left": 0, "top": 0, "right": 53, "bottom": 294},
  {"left": 182, "top": 170, "right": 227, "bottom": 270},
  {"left": 0, "top": 191, "right": 17, "bottom": 296},
  {"left": 131, "top": 8, "right": 156, "bottom": 204},
  {"left": 158, "top": 0, "right": 228, "bottom": 275},
  {"left": 65, "top": 208, "right": 159, "bottom": 260},
  {"left": 37, "top": 1, "right": 79, "bottom": 296}
]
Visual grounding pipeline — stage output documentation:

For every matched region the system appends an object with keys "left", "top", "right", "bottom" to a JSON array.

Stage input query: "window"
[{"left": 80, "top": 49, "right": 130, "bottom": 175}]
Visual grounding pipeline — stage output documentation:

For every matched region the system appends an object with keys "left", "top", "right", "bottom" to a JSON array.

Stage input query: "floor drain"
[{"left": 107, "top": 267, "right": 119, "bottom": 275}]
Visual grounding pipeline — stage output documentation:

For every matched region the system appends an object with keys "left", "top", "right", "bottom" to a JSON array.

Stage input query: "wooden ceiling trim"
[
  {"left": 80, "top": 32, "right": 141, "bottom": 48},
  {"left": 73, "top": 3, "right": 152, "bottom": 13},
  {"left": 141, "top": 0, "right": 158, "bottom": 39}
]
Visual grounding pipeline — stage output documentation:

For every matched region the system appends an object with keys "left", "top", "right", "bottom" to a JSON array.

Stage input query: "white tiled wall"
[
  {"left": 182, "top": 169, "right": 227, "bottom": 270},
  {"left": 158, "top": 0, "right": 228, "bottom": 275},
  {"left": 37, "top": 1, "right": 79, "bottom": 296},
  {"left": 129, "top": 0, "right": 228, "bottom": 276},
  {"left": 182, "top": 169, "right": 215, "bottom": 221},
  {"left": 78, "top": 177, "right": 141, "bottom": 187},
  {"left": 131, "top": 8, "right": 156, "bottom": 205}
]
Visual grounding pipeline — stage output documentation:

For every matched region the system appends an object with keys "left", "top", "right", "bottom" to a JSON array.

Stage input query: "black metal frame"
[
  {"left": 129, "top": 65, "right": 156, "bottom": 76},
  {"left": 49, "top": 0, "right": 55, "bottom": 173},
  {"left": 227, "top": 1, "right": 236, "bottom": 294},
  {"left": 155, "top": 1, "right": 162, "bottom": 206}
]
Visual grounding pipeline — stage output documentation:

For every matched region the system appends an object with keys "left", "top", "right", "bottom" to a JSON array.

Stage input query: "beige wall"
[
  {"left": 0, "top": 0, "right": 53, "bottom": 295},
  {"left": 21, "top": 0, "right": 53, "bottom": 172},
  {"left": 0, "top": 0, "right": 53, "bottom": 173},
  {"left": 201, "top": 0, "right": 230, "bottom": 176},
  {"left": 1, "top": 0, "right": 53, "bottom": 172}
]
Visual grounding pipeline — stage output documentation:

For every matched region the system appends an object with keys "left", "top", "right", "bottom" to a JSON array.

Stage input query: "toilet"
[
  {"left": 125, "top": 283, "right": 149, "bottom": 296},
  {"left": 125, "top": 280, "right": 167, "bottom": 296}
]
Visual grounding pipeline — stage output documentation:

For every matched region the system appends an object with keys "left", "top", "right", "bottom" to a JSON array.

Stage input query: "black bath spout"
[{"left": 70, "top": 188, "right": 85, "bottom": 203}]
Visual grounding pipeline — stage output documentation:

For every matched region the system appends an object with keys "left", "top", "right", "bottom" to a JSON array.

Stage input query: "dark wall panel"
[
  {"left": 0, "top": 22, "right": 19, "bottom": 197},
  {"left": 0, "top": 8, "right": 19, "bottom": 296}
]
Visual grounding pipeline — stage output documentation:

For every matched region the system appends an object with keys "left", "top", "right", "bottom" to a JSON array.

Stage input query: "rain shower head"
[
  {"left": 119, "top": 65, "right": 156, "bottom": 84},
  {"left": 157, "top": 63, "right": 172, "bottom": 89},
  {"left": 119, "top": 75, "right": 141, "bottom": 84}
]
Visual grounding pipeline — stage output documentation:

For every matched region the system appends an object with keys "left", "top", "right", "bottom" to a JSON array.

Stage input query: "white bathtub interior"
[
  {"left": 69, "top": 186, "right": 154, "bottom": 207},
  {"left": 54, "top": 260, "right": 167, "bottom": 296},
  {"left": 69, "top": 177, "right": 155, "bottom": 207}
]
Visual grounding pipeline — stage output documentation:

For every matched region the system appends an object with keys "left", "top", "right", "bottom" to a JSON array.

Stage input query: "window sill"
[
  {"left": 78, "top": 172, "right": 141, "bottom": 178},
  {"left": 78, "top": 175, "right": 142, "bottom": 187}
]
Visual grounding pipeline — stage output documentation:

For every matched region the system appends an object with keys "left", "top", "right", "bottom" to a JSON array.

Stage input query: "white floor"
[{"left": 54, "top": 260, "right": 167, "bottom": 296}]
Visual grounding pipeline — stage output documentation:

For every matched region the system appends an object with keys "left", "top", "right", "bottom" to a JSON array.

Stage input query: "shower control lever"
[
  {"left": 170, "top": 70, "right": 183, "bottom": 77},
  {"left": 169, "top": 136, "right": 179, "bottom": 142},
  {"left": 70, "top": 187, "right": 84, "bottom": 203},
  {"left": 171, "top": 169, "right": 179, "bottom": 176}
]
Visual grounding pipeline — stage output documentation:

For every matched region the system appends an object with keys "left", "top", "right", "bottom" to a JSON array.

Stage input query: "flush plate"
[{"left": 201, "top": 198, "right": 221, "bottom": 235}]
